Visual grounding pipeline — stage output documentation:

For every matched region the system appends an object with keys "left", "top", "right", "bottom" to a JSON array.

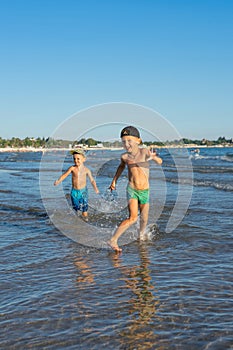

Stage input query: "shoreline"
[{"left": 0, "top": 144, "right": 233, "bottom": 153}]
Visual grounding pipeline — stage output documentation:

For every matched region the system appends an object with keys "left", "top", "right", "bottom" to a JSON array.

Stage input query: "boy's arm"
[
  {"left": 147, "top": 149, "right": 163, "bottom": 165},
  {"left": 86, "top": 168, "right": 99, "bottom": 194},
  {"left": 54, "top": 166, "right": 73, "bottom": 186},
  {"left": 109, "top": 157, "right": 126, "bottom": 191}
]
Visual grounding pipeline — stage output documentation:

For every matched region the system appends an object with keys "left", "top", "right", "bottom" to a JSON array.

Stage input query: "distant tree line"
[
  {"left": 0, "top": 137, "right": 47, "bottom": 148},
  {"left": 0, "top": 136, "right": 232, "bottom": 148},
  {"left": 179, "top": 136, "right": 233, "bottom": 146}
]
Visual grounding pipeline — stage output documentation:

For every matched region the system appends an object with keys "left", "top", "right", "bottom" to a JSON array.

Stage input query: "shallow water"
[{"left": 0, "top": 148, "right": 233, "bottom": 349}]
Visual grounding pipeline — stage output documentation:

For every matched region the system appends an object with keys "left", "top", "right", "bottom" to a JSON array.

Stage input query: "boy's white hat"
[{"left": 70, "top": 148, "right": 86, "bottom": 156}]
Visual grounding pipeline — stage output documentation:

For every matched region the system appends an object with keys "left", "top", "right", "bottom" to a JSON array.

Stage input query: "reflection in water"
[
  {"left": 110, "top": 244, "right": 163, "bottom": 350},
  {"left": 74, "top": 256, "right": 95, "bottom": 284}
]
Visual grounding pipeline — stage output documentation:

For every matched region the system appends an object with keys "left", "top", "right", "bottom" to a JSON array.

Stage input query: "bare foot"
[
  {"left": 139, "top": 232, "right": 148, "bottom": 241},
  {"left": 81, "top": 215, "right": 88, "bottom": 222},
  {"left": 107, "top": 240, "right": 122, "bottom": 253}
]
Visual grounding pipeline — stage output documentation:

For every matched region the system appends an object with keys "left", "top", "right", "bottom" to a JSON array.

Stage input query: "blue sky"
[{"left": 0, "top": 0, "right": 232, "bottom": 141}]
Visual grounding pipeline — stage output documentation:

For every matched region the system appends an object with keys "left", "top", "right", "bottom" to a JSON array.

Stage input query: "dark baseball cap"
[{"left": 120, "top": 126, "right": 141, "bottom": 139}]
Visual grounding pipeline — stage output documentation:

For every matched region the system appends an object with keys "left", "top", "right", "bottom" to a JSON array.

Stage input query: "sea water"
[{"left": 0, "top": 148, "right": 232, "bottom": 349}]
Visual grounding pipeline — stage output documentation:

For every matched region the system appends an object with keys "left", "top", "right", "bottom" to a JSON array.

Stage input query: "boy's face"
[
  {"left": 121, "top": 135, "right": 140, "bottom": 153},
  {"left": 73, "top": 153, "right": 85, "bottom": 166}
]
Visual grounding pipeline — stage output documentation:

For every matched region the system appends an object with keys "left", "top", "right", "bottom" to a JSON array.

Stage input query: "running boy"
[
  {"left": 54, "top": 149, "right": 99, "bottom": 220},
  {"left": 108, "top": 126, "right": 162, "bottom": 252}
]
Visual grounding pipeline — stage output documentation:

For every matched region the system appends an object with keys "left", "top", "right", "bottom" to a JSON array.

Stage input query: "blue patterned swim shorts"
[{"left": 71, "top": 187, "right": 88, "bottom": 212}]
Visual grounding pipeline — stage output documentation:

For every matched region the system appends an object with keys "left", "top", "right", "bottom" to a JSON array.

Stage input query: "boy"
[
  {"left": 108, "top": 126, "right": 162, "bottom": 252},
  {"left": 54, "top": 149, "right": 99, "bottom": 220}
]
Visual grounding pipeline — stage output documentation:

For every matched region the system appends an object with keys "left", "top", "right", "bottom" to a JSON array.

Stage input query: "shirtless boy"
[
  {"left": 54, "top": 149, "right": 99, "bottom": 219},
  {"left": 108, "top": 126, "right": 162, "bottom": 252}
]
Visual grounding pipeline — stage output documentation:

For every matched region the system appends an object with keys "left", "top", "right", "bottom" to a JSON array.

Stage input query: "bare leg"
[
  {"left": 108, "top": 198, "right": 138, "bottom": 252},
  {"left": 139, "top": 203, "right": 149, "bottom": 240}
]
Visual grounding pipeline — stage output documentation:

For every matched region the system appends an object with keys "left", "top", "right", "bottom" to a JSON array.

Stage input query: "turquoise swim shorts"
[{"left": 71, "top": 187, "right": 88, "bottom": 212}]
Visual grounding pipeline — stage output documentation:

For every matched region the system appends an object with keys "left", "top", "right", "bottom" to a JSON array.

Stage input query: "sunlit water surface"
[{"left": 0, "top": 148, "right": 232, "bottom": 349}]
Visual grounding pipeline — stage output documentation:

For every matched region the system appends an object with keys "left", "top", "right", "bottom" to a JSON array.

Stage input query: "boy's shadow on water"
[{"left": 109, "top": 244, "right": 163, "bottom": 348}]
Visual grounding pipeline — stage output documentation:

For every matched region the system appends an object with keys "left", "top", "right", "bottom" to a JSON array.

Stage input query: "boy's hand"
[
  {"left": 109, "top": 180, "right": 116, "bottom": 191},
  {"left": 147, "top": 150, "right": 156, "bottom": 161},
  {"left": 54, "top": 180, "right": 59, "bottom": 186},
  {"left": 149, "top": 150, "right": 163, "bottom": 165}
]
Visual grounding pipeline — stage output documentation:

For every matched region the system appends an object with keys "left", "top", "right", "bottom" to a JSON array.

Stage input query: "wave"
[
  {"left": 166, "top": 177, "right": 233, "bottom": 192},
  {"left": 192, "top": 166, "right": 233, "bottom": 174},
  {"left": 190, "top": 154, "right": 233, "bottom": 163},
  {"left": 163, "top": 163, "right": 233, "bottom": 175},
  {"left": 0, "top": 151, "right": 43, "bottom": 162},
  {"left": 194, "top": 180, "right": 233, "bottom": 192},
  {"left": 221, "top": 154, "right": 233, "bottom": 162},
  {"left": 0, "top": 189, "right": 14, "bottom": 194},
  {"left": 0, "top": 203, "right": 48, "bottom": 218}
]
